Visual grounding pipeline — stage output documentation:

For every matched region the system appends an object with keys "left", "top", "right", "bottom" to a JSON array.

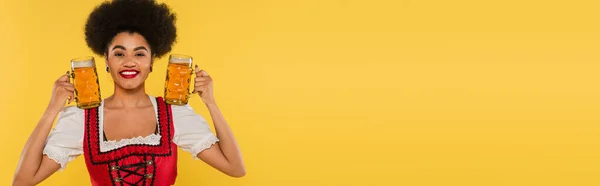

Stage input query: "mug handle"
[
  {"left": 68, "top": 70, "right": 79, "bottom": 103},
  {"left": 188, "top": 63, "right": 195, "bottom": 96},
  {"left": 66, "top": 70, "right": 78, "bottom": 106}
]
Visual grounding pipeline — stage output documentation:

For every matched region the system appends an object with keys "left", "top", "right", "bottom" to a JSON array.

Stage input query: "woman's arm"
[
  {"left": 13, "top": 108, "right": 62, "bottom": 185},
  {"left": 13, "top": 73, "right": 74, "bottom": 185},
  {"left": 197, "top": 104, "right": 246, "bottom": 177},
  {"left": 193, "top": 67, "right": 246, "bottom": 177}
]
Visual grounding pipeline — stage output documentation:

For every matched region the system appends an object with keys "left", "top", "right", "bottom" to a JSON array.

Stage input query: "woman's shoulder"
[
  {"left": 146, "top": 94, "right": 166, "bottom": 103},
  {"left": 146, "top": 94, "right": 193, "bottom": 109},
  {"left": 52, "top": 106, "right": 86, "bottom": 136},
  {"left": 61, "top": 106, "right": 85, "bottom": 116},
  {"left": 57, "top": 106, "right": 85, "bottom": 123}
]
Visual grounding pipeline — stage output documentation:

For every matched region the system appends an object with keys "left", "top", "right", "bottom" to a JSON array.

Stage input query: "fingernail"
[{"left": 66, "top": 71, "right": 69, "bottom": 75}]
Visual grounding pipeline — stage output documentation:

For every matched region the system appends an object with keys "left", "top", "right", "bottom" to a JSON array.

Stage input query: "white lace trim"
[
  {"left": 100, "top": 133, "right": 162, "bottom": 152},
  {"left": 43, "top": 148, "right": 68, "bottom": 171},
  {"left": 190, "top": 135, "right": 220, "bottom": 159}
]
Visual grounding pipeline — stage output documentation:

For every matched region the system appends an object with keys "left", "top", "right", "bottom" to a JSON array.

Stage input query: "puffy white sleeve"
[
  {"left": 171, "top": 104, "right": 219, "bottom": 159},
  {"left": 42, "top": 106, "right": 85, "bottom": 171}
]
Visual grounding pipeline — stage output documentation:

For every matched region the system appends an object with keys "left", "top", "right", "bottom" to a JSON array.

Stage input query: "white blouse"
[{"left": 43, "top": 95, "right": 219, "bottom": 170}]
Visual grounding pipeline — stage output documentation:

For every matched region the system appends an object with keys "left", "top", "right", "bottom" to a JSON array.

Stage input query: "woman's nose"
[{"left": 123, "top": 57, "right": 136, "bottom": 67}]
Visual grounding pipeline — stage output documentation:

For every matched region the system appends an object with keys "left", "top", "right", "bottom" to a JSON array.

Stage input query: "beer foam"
[
  {"left": 169, "top": 55, "right": 192, "bottom": 64},
  {"left": 71, "top": 60, "right": 95, "bottom": 68}
]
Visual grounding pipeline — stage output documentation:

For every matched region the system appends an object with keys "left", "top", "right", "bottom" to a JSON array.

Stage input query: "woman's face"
[{"left": 106, "top": 32, "right": 153, "bottom": 91}]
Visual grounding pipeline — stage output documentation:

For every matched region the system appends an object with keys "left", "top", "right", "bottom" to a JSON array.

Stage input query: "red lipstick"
[{"left": 119, "top": 70, "right": 139, "bottom": 79}]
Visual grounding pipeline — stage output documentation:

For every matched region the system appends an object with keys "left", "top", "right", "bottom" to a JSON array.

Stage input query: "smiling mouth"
[{"left": 119, "top": 70, "right": 139, "bottom": 79}]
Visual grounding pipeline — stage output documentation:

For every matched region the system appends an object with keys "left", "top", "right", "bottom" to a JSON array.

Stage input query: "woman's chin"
[
  {"left": 117, "top": 82, "right": 143, "bottom": 91},
  {"left": 113, "top": 75, "right": 147, "bottom": 91}
]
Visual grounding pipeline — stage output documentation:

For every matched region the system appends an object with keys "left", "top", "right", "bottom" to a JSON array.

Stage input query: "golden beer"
[
  {"left": 71, "top": 57, "right": 101, "bottom": 109},
  {"left": 164, "top": 54, "right": 193, "bottom": 105}
]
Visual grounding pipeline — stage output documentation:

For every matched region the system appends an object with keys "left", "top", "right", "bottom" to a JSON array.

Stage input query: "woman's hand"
[
  {"left": 48, "top": 72, "right": 75, "bottom": 111},
  {"left": 193, "top": 65, "right": 216, "bottom": 105}
]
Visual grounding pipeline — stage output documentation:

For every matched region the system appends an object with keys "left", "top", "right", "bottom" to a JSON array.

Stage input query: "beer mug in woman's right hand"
[
  {"left": 164, "top": 54, "right": 193, "bottom": 105},
  {"left": 70, "top": 56, "right": 101, "bottom": 109}
]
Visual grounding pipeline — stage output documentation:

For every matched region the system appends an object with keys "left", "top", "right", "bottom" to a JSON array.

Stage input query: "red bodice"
[{"left": 83, "top": 97, "right": 178, "bottom": 186}]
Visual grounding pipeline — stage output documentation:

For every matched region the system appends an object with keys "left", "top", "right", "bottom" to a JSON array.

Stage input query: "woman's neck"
[{"left": 105, "top": 83, "right": 150, "bottom": 108}]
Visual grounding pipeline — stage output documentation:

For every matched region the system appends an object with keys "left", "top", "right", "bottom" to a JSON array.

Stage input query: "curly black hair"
[{"left": 85, "top": 0, "right": 177, "bottom": 58}]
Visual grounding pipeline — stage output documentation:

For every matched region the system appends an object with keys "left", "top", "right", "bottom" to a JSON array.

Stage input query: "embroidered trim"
[
  {"left": 43, "top": 148, "right": 69, "bottom": 171},
  {"left": 100, "top": 134, "right": 162, "bottom": 152},
  {"left": 190, "top": 135, "right": 220, "bottom": 159},
  {"left": 98, "top": 97, "right": 162, "bottom": 153}
]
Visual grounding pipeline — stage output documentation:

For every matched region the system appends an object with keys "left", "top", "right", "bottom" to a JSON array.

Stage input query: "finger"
[
  {"left": 193, "top": 88, "right": 203, "bottom": 94},
  {"left": 61, "top": 85, "right": 75, "bottom": 104},
  {"left": 200, "top": 70, "right": 209, "bottom": 77},
  {"left": 58, "top": 82, "right": 75, "bottom": 93},
  {"left": 195, "top": 65, "right": 201, "bottom": 74},
  {"left": 195, "top": 81, "right": 205, "bottom": 86},
  {"left": 192, "top": 85, "right": 199, "bottom": 93},
  {"left": 63, "top": 86, "right": 75, "bottom": 92},
  {"left": 194, "top": 86, "right": 205, "bottom": 93},
  {"left": 195, "top": 77, "right": 209, "bottom": 82},
  {"left": 70, "top": 91, "right": 75, "bottom": 103},
  {"left": 58, "top": 71, "right": 70, "bottom": 82},
  {"left": 57, "top": 82, "right": 75, "bottom": 89},
  {"left": 201, "top": 87, "right": 209, "bottom": 93},
  {"left": 198, "top": 86, "right": 209, "bottom": 93}
]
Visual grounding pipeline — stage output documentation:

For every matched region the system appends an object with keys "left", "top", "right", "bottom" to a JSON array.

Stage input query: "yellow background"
[{"left": 1, "top": 0, "right": 600, "bottom": 185}]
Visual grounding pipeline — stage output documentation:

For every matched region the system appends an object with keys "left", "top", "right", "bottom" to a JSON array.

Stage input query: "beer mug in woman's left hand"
[
  {"left": 70, "top": 56, "right": 102, "bottom": 109},
  {"left": 164, "top": 54, "right": 193, "bottom": 105}
]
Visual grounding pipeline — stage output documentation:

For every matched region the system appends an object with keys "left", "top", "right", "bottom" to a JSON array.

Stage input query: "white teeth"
[{"left": 120, "top": 71, "right": 138, "bottom": 75}]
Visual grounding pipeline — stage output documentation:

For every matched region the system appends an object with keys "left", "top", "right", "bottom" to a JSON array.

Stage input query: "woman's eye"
[
  {"left": 115, "top": 53, "right": 124, "bottom": 57},
  {"left": 135, "top": 53, "right": 145, "bottom": 57}
]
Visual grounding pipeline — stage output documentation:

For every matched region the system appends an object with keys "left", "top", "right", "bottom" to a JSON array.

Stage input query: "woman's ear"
[{"left": 104, "top": 54, "right": 109, "bottom": 72}]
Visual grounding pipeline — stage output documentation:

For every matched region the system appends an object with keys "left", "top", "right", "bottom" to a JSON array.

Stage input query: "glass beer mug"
[
  {"left": 164, "top": 54, "right": 193, "bottom": 105},
  {"left": 70, "top": 56, "right": 102, "bottom": 109}
]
